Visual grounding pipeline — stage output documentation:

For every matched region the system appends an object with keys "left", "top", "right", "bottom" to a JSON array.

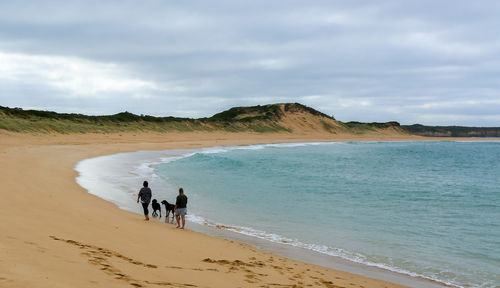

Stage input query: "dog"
[
  {"left": 151, "top": 199, "right": 161, "bottom": 217},
  {"left": 161, "top": 200, "right": 175, "bottom": 222}
]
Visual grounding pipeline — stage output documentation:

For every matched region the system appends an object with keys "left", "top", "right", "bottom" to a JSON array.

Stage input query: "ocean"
[{"left": 76, "top": 141, "right": 500, "bottom": 288}]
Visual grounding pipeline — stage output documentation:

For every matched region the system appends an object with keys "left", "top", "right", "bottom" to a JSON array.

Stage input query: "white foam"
[
  {"left": 160, "top": 152, "right": 197, "bottom": 163},
  {"left": 132, "top": 162, "right": 156, "bottom": 177},
  {"left": 195, "top": 142, "right": 344, "bottom": 156}
]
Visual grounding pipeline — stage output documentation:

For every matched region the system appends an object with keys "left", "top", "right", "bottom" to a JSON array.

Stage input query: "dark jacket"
[
  {"left": 176, "top": 194, "right": 188, "bottom": 208},
  {"left": 138, "top": 187, "right": 152, "bottom": 204}
]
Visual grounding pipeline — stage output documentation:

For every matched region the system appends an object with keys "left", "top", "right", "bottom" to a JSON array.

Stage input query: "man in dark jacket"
[{"left": 137, "top": 181, "right": 152, "bottom": 221}]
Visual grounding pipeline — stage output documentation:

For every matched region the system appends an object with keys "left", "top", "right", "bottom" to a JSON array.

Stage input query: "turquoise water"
[{"left": 154, "top": 141, "right": 500, "bottom": 288}]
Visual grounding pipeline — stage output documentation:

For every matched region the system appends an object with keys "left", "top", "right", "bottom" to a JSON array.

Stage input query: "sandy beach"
[
  {"left": 0, "top": 131, "right": 463, "bottom": 288},
  {"left": 2, "top": 0, "right": 500, "bottom": 285}
]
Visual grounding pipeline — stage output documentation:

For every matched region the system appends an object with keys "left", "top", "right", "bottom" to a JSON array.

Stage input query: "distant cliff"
[{"left": 403, "top": 124, "right": 500, "bottom": 137}]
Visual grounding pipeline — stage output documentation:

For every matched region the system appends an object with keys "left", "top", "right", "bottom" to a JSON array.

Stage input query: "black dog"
[
  {"left": 151, "top": 199, "right": 161, "bottom": 217},
  {"left": 161, "top": 200, "right": 175, "bottom": 222}
]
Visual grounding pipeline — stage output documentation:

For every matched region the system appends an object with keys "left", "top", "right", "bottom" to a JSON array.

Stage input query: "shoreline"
[
  {"left": 1, "top": 131, "right": 497, "bottom": 288},
  {"left": 188, "top": 221, "right": 450, "bottom": 288}
]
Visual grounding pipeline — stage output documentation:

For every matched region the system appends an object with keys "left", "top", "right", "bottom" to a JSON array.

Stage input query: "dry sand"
[{"left": 0, "top": 131, "right": 462, "bottom": 288}]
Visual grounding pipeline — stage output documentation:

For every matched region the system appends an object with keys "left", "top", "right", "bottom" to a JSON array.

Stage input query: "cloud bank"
[{"left": 1, "top": 0, "right": 499, "bottom": 125}]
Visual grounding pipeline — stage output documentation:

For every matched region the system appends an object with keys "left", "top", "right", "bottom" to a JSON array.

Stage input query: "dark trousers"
[{"left": 141, "top": 203, "right": 149, "bottom": 215}]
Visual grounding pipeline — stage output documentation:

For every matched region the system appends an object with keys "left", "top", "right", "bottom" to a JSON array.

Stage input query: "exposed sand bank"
[{"left": 0, "top": 131, "right": 473, "bottom": 288}]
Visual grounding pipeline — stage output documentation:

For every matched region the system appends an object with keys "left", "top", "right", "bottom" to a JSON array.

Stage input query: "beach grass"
[
  {"left": 0, "top": 103, "right": 405, "bottom": 135},
  {"left": 0, "top": 111, "right": 294, "bottom": 134}
]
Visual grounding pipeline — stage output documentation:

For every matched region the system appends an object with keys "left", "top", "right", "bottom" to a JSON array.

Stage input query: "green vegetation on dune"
[
  {"left": 343, "top": 121, "right": 402, "bottom": 129},
  {"left": 403, "top": 124, "right": 500, "bottom": 137},
  {"left": 5, "top": 104, "right": 497, "bottom": 137},
  {"left": 0, "top": 105, "right": 291, "bottom": 134},
  {"left": 208, "top": 104, "right": 283, "bottom": 122},
  {"left": 0, "top": 107, "right": 193, "bottom": 123},
  {"left": 207, "top": 103, "right": 335, "bottom": 123},
  {"left": 0, "top": 111, "right": 201, "bottom": 134},
  {"left": 338, "top": 121, "right": 406, "bottom": 134},
  {"left": 0, "top": 103, "right": 401, "bottom": 135},
  {"left": 283, "top": 103, "right": 335, "bottom": 120}
]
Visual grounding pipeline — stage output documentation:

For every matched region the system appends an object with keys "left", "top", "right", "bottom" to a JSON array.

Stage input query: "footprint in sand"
[{"left": 51, "top": 235, "right": 201, "bottom": 288}]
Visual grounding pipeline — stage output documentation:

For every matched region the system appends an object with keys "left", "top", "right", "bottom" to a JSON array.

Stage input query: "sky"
[{"left": 1, "top": 0, "right": 499, "bottom": 126}]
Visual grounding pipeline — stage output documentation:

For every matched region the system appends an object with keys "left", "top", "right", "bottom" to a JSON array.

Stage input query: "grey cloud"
[{"left": 1, "top": 0, "right": 499, "bottom": 125}]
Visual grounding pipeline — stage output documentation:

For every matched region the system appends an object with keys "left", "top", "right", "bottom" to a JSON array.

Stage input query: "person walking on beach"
[
  {"left": 137, "top": 181, "right": 152, "bottom": 221},
  {"left": 175, "top": 188, "right": 188, "bottom": 229}
]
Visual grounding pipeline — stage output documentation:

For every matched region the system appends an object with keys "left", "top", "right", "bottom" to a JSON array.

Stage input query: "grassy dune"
[
  {"left": 0, "top": 103, "right": 403, "bottom": 135},
  {"left": 0, "top": 105, "right": 291, "bottom": 134}
]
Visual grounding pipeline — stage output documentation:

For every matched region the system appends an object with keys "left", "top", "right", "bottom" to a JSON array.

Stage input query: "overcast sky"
[{"left": 1, "top": 1, "right": 499, "bottom": 126}]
